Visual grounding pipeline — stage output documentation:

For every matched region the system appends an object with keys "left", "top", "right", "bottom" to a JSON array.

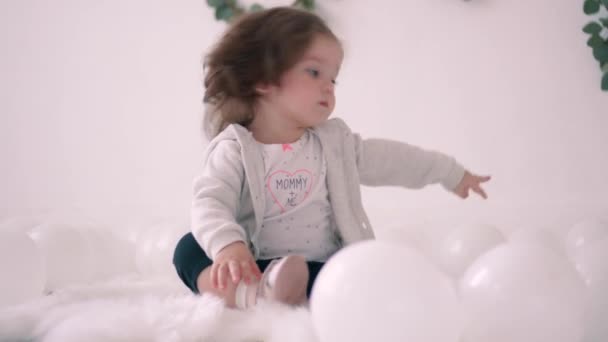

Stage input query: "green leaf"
[
  {"left": 602, "top": 62, "right": 608, "bottom": 72},
  {"left": 301, "top": 0, "right": 315, "bottom": 10},
  {"left": 250, "top": 3, "right": 264, "bottom": 12},
  {"left": 600, "top": 17, "right": 608, "bottom": 28},
  {"left": 233, "top": 7, "right": 245, "bottom": 17},
  {"left": 583, "top": 22, "right": 603, "bottom": 34},
  {"left": 593, "top": 44, "right": 608, "bottom": 62},
  {"left": 207, "top": 0, "right": 224, "bottom": 8},
  {"left": 215, "top": 5, "right": 233, "bottom": 21},
  {"left": 588, "top": 34, "right": 604, "bottom": 47},
  {"left": 584, "top": 0, "right": 601, "bottom": 14},
  {"left": 293, "top": 0, "right": 315, "bottom": 10},
  {"left": 602, "top": 72, "right": 608, "bottom": 90},
  {"left": 602, "top": 0, "right": 608, "bottom": 10}
]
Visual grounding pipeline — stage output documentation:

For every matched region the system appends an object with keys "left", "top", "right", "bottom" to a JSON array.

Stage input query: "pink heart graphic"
[{"left": 267, "top": 169, "right": 313, "bottom": 213}]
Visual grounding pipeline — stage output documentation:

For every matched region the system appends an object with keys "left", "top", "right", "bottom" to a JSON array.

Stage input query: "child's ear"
[{"left": 254, "top": 82, "right": 273, "bottom": 95}]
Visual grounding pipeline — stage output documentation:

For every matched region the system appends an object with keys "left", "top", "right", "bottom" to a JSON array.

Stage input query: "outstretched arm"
[
  {"left": 354, "top": 135, "right": 465, "bottom": 190},
  {"left": 353, "top": 134, "right": 490, "bottom": 199}
]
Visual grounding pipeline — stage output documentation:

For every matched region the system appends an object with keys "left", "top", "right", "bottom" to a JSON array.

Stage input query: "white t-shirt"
[{"left": 256, "top": 130, "right": 341, "bottom": 262}]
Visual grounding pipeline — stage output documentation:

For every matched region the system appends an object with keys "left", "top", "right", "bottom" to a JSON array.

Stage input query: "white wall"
[{"left": 1, "top": 0, "right": 606, "bottom": 234}]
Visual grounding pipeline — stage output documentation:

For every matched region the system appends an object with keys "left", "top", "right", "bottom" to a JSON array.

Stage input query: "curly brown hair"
[{"left": 202, "top": 7, "right": 338, "bottom": 139}]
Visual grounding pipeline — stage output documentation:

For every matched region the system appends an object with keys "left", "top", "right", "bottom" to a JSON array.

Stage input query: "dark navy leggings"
[{"left": 172, "top": 232, "right": 325, "bottom": 297}]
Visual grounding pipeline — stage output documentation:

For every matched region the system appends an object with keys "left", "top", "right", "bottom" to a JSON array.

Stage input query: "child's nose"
[{"left": 324, "top": 80, "right": 335, "bottom": 93}]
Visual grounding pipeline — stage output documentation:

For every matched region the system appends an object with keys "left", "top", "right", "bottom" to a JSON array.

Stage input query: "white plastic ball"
[
  {"left": 82, "top": 227, "right": 136, "bottom": 280},
  {"left": 311, "top": 240, "right": 461, "bottom": 342},
  {"left": 459, "top": 243, "right": 585, "bottom": 342},
  {"left": 0, "top": 216, "right": 42, "bottom": 233},
  {"left": 509, "top": 226, "right": 567, "bottom": 256},
  {"left": 572, "top": 238, "right": 608, "bottom": 342},
  {"left": 0, "top": 230, "right": 46, "bottom": 307},
  {"left": 29, "top": 223, "right": 95, "bottom": 291},
  {"left": 431, "top": 223, "right": 506, "bottom": 278},
  {"left": 566, "top": 219, "right": 608, "bottom": 259}
]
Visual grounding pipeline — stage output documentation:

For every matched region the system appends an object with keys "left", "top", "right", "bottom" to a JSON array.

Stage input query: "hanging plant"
[
  {"left": 583, "top": 0, "right": 608, "bottom": 91},
  {"left": 206, "top": 0, "right": 315, "bottom": 23}
]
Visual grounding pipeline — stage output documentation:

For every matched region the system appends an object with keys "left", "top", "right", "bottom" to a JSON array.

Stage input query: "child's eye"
[{"left": 306, "top": 68, "right": 320, "bottom": 78}]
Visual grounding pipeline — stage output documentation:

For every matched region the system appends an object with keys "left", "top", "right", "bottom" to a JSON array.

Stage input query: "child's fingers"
[
  {"left": 479, "top": 175, "right": 492, "bottom": 182},
  {"left": 210, "top": 263, "right": 219, "bottom": 289},
  {"left": 218, "top": 263, "right": 229, "bottom": 289},
  {"left": 250, "top": 260, "right": 262, "bottom": 279},
  {"left": 239, "top": 261, "right": 257, "bottom": 284},
  {"left": 240, "top": 261, "right": 256, "bottom": 284},
  {"left": 228, "top": 260, "right": 241, "bottom": 284},
  {"left": 472, "top": 184, "right": 487, "bottom": 199}
]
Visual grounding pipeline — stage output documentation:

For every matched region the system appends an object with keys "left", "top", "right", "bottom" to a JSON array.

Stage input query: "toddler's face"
[{"left": 267, "top": 34, "right": 343, "bottom": 128}]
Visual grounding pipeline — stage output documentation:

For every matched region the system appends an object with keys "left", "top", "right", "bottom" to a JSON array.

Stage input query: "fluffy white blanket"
[{"left": 0, "top": 274, "right": 317, "bottom": 342}]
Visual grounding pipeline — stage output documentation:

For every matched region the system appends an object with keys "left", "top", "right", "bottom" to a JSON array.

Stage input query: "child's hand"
[
  {"left": 453, "top": 171, "right": 491, "bottom": 199},
  {"left": 211, "top": 241, "right": 262, "bottom": 289}
]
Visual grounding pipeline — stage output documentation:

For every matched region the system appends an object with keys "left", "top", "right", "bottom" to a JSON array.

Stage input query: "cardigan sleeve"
[
  {"left": 351, "top": 129, "right": 465, "bottom": 191},
  {"left": 191, "top": 139, "right": 248, "bottom": 260}
]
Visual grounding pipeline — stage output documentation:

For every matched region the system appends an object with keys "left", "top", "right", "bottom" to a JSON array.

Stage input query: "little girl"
[{"left": 173, "top": 7, "right": 490, "bottom": 309}]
